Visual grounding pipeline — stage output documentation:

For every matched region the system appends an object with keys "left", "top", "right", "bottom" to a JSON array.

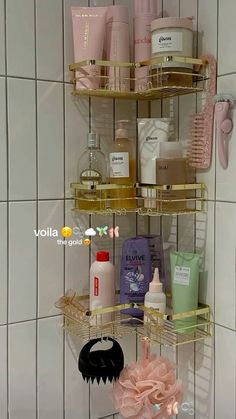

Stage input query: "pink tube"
[{"left": 71, "top": 7, "right": 107, "bottom": 90}]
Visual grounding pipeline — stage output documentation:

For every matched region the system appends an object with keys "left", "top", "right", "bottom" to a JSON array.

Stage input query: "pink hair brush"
[
  {"left": 113, "top": 337, "right": 183, "bottom": 418},
  {"left": 214, "top": 94, "right": 234, "bottom": 169},
  {"left": 188, "top": 54, "right": 217, "bottom": 169}
]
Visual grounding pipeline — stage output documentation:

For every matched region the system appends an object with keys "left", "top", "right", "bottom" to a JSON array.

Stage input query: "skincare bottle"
[
  {"left": 144, "top": 268, "right": 166, "bottom": 324},
  {"left": 134, "top": 0, "right": 157, "bottom": 90},
  {"left": 109, "top": 120, "right": 136, "bottom": 209},
  {"left": 137, "top": 118, "right": 171, "bottom": 209},
  {"left": 156, "top": 142, "right": 187, "bottom": 211},
  {"left": 106, "top": 6, "right": 130, "bottom": 91},
  {"left": 90, "top": 251, "right": 115, "bottom": 324},
  {"left": 77, "top": 133, "right": 108, "bottom": 211},
  {"left": 170, "top": 251, "right": 200, "bottom": 333}
]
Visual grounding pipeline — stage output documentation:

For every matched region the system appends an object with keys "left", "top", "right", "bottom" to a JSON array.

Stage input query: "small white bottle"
[
  {"left": 144, "top": 268, "right": 166, "bottom": 324},
  {"left": 90, "top": 251, "right": 115, "bottom": 325}
]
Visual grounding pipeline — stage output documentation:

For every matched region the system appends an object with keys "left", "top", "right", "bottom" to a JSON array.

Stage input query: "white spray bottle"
[{"left": 144, "top": 268, "right": 166, "bottom": 324}]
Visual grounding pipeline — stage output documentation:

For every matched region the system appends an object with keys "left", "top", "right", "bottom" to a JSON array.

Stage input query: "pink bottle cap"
[
  {"left": 107, "top": 5, "right": 129, "bottom": 24},
  {"left": 134, "top": 0, "right": 157, "bottom": 17},
  {"left": 151, "top": 17, "right": 193, "bottom": 32}
]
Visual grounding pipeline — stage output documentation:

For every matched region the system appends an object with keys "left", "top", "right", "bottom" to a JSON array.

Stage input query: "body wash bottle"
[
  {"left": 109, "top": 120, "right": 136, "bottom": 209},
  {"left": 144, "top": 268, "right": 166, "bottom": 324},
  {"left": 90, "top": 251, "right": 115, "bottom": 324},
  {"left": 134, "top": 0, "right": 157, "bottom": 90},
  {"left": 106, "top": 6, "right": 130, "bottom": 91}
]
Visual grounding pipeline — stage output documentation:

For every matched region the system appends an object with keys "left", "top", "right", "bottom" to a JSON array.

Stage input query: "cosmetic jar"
[{"left": 150, "top": 17, "right": 193, "bottom": 87}]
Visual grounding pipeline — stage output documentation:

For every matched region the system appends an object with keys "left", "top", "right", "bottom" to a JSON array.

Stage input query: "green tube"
[{"left": 170, "top": 251, "right": 200, "bottom": 333}]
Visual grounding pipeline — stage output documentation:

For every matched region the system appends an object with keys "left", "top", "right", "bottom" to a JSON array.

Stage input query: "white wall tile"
[
  {"left": 177, "top": 344, "right": 195, "bottom": 419},
  {"left": 0, "top": 326, "right": 7, "bottom": 419},
  {"left": 38, "top": 200, "right": 64, "bottom": 317},
  {"left": 37, "top": 317, "right": 63, "bottom": 419},
  {"left": 9, "top": 202, "right": 37, "bottom": 323},
  {"left": 36, "top": 0, "right": 63, "bottom": 81},
  {"left": 198, "top": 0, "right": 218, "bottom": 56},
  {"left": 215, "top": 325, "right": 236, "bottom": 419},
  {"left": 196, "top": 202, "right": 215, "bottom": 310},
  {"left": 8, "top": 78, "right": 36, "bottom": 200},
  {"left": 65, "top": 200, "right": 89, "bottom": 294},
  {"left": 215, "top": 202, "right": 236, "bottom": 330},
  {"left": 163, "top": 0, "right": 179, "bottom": 17},
  {"left": 65, "top": 334, "right": 89, "bottom": 419},
  {"left": 0, "top": 77, "right": 7, "bottom": 201},
  {"left": 0, "top": 204, "right": 7, "bottom": 325},
  {"left": 0, "top": 0, "right": 5, "bottom": 75},
  {"left": 195, "top": 339, "right": 215, "bottom": 419},
  {"left": 65, "top": 85, "right": 89, "bottom": 197},
  {"left": 9, "top": 321, "right": 36, "bottom": 419},
  {"left": 38, "top": 81, "right": 64, "bottom": 199},
  {"left": 64, "top": 0, "right": 88, "bottom": 82},
  {"left": 216, "top": 74, "right": 236, "bottom": 202},
  {"left": 6, "top": 0, "right": 35, "bottom": 78},
  {"left": 218, "top": 0, "right": 236, "bottom": 75}
]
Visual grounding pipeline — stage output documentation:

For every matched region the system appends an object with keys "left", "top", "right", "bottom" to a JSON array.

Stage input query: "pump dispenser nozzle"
[
  {"left": 149, "top": 268, "right": 163, "bottom": 293},
  {"left": 116, "top": 120, "right": 129, "bottom": 139}
]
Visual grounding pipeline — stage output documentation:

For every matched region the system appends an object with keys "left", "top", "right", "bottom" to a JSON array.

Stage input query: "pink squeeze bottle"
[{"left": 134, "top": 0, "right": 157, "bottom": 91}]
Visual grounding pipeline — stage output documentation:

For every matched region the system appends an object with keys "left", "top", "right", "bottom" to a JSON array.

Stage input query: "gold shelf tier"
[
  {"left": 55, "top": 292, "right": 212, "bottom": 347},
  {"left": 71, "top": 182, "right": 206, "bottom": 216},
  {"left": 69, "top": 56, "right": 207, "bottom": 100}
]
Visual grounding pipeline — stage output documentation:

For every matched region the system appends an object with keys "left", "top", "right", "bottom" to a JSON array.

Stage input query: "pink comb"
[{"left": 188, "top": 54, "right": 217, "bottom": 169}]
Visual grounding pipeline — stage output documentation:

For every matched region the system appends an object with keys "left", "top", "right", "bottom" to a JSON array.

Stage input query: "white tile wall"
[{"left": 0, "top": 1, "right": 236, "bottom": 418}]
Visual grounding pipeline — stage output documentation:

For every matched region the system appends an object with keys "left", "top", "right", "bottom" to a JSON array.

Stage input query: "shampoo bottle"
[
  {"left": 144, "top": 268, "right": 166, "bottom": 324},
  {"left": 90, "top": 251, "right": 115, "bottom": 324}
]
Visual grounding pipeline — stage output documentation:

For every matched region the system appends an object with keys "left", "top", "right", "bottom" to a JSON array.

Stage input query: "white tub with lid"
[{"left": 151, "top": 17, "right": 193, "bottom": 58}]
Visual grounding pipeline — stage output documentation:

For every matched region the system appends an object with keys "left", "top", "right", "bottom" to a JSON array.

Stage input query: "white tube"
[
  {"left": 138, "top": 118, "right": 171, "bottom": 208},
  {"left": 71, "top": 7, "right": 107, "bottom": 90}
]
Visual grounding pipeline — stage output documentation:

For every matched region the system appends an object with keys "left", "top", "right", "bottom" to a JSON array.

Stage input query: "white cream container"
[{"left": 151, "top": 17, "right": 193, "bottom": 58}]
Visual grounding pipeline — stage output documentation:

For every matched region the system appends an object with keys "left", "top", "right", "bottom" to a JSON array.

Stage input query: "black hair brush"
[{"left": 78, "top": 337, "right": 124, "bottom": 384}]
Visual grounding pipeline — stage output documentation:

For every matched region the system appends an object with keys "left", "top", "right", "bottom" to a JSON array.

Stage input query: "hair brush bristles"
[{"left": 188, "top": 54, "right": 216, "bottom": 169}]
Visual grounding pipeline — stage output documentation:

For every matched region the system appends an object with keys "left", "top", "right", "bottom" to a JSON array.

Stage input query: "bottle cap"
[
  {"left": 149, "top": 268, "right": 163, "bottom": 292},
  {"left": 151, "top": 17, "right": 193, "bottom": 32},
  {"left": 87, "top": 132, "right": 100, "bottom": 148},
  {"left": 134, "top": 0, "right": 157, "bottom": 17},
  {"left": 96, "top": 251, "right": 110, "bottom": 262},
  {"left": 159, "top": 142, "right": 183, "bottom": 159},
  {"left": 107, "top": 5, "right": 129, "bottom": 24},
  {"left": 116, "top": 120, "right": 129, "bottom": 139}
]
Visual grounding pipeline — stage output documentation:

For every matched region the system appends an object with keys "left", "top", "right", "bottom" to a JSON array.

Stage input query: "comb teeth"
[{"left": 81, "top": 374, "right": 118, "bottom": 384}]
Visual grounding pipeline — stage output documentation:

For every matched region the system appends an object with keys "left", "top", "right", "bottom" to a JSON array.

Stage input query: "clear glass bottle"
[
  {"left": 77, "top": 133, "right": 108, "bottom": 211},
  {"left": 109, "top": 120, "right": 136, "bottom": 210}
]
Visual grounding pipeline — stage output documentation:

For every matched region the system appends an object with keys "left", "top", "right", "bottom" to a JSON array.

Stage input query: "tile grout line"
[
  {"left": 34, "top": 1, "right": 39, "bottom": 418},
  {"left": 214, "top": 1, "right": 219, "bottom": 418},
  {"left": 4, "top": 0, "right": 10, "bottom": 417},
  {"left": 62, "top": 0, "right": 66, "bottom": 418}
]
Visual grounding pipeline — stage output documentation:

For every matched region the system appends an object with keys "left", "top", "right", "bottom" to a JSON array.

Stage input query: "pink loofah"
[{"left": 113, "top": 338, "right": 183, "bottom": 418}]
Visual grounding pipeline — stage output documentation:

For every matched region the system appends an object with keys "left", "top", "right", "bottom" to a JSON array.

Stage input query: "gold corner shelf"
[
  {"left": 71, "top": 182, "right": 206, "bottom": 216},
  {"left": 55, "top": 292, "right": 212, "bottom": 347},
  {"left": 69, "top": 56, "right": 207, "bottom": 100}
]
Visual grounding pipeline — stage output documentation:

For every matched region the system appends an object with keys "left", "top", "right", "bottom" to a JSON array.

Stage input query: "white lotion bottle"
[
  {"left": 90, "top": 251, "right": 115, "bottom": 325},
  {"left": 144, "top": 268, "right": 166, "bottom": 324}
]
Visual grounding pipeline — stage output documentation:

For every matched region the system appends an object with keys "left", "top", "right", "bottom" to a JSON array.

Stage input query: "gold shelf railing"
[
  {"left": 69, "top": 56, "right": 208, "bottom": 100},
  {"left": 55, "top": 292, "right": 212, "bottom": 347},
  {"left": 71, "top": 182, "right": 206, "bottom": 216}
]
